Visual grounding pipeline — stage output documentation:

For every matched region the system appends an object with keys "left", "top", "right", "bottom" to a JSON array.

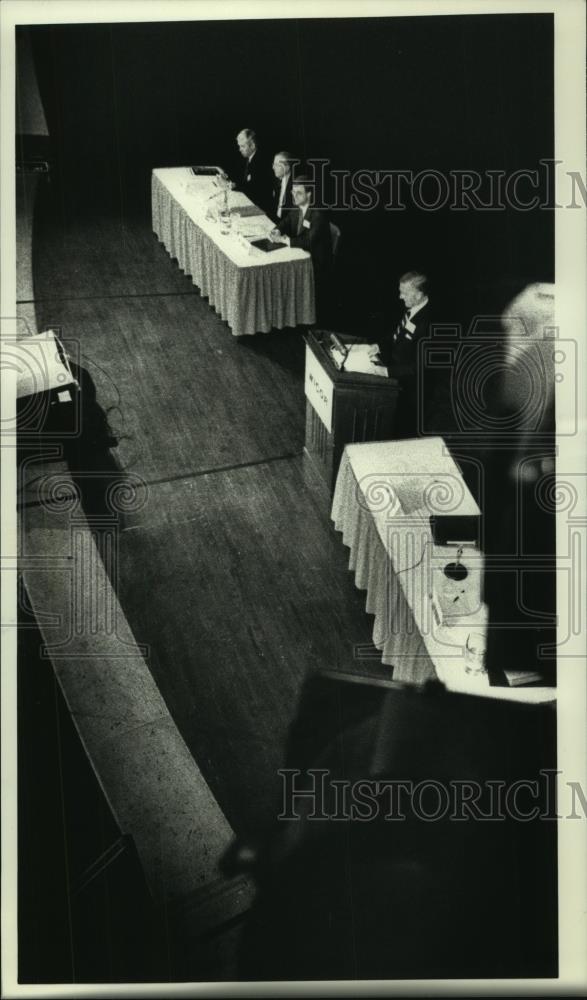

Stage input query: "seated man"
[
  {"left": 270, "top": 150, "right": 297, "bottom": 223},
  {"left": 269, "top": 175, "right": 333, "bottom": 323},
  {"left": 369, "top": 270, "right": 431, "bottom": 437},
  {"left": 234, "top": 128, "right": 273, "bottom": 215}
]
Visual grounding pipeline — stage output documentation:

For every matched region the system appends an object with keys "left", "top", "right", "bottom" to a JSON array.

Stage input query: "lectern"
[{"left": 304, "top": 330, "right": 400, "bottom": 492}]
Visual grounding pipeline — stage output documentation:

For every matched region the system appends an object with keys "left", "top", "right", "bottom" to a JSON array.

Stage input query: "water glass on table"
[
  {"left": 219, "top": 209, "right": 233, "bottom": 235},
  {"left": 464, "top": 631, "right": 487, "bottom": 676}
]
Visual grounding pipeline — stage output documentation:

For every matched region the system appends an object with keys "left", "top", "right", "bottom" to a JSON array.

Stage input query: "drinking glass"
[{"left": 465, "top": 631, "right": 487, "bottom": 675}]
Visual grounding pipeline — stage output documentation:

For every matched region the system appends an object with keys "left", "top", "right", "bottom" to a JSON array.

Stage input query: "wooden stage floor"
[{"left": 27, "top": 194, "right": 391, "bottom": 837}]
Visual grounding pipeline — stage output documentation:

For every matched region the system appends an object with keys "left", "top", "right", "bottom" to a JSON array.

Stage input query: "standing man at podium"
[
  {"left": 270, "top": 175, "right": 333, "bottom": 323},
  {"left": 370, "top": 271, "right": 431, "bottom": 437}
]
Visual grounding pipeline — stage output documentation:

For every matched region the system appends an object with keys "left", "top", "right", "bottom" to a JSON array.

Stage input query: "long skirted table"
[
  {"left": 331, "top": 438, "right": 555, "bottom": 704},
  {"left": 152, "top": 168, "right": 316, "bottom": 337}
]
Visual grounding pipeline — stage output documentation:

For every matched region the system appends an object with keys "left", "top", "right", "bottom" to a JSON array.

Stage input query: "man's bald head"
[{"left": 237, "top": 130, "right": 257, "bottom": 158}]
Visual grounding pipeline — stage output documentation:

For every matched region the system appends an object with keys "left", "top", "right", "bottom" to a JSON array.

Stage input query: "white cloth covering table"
[
  {"left": 331, "top": 437, "right": 555, "bottom": 704},
  {"left": 152, "top": 168, "right": 316, "bottom": 337}
]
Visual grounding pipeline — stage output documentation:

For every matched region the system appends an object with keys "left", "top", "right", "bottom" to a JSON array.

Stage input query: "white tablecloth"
[
  {"left": 332, "top": 437, "right": 555, "bottom": 704},
  {"left": 152, "top": 168, "right": 315, "bottom": 337}
]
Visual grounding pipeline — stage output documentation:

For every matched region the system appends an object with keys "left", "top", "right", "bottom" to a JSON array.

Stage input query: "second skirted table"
[{"left": 331, "top": 437, "right": 554, "bottom": 704}]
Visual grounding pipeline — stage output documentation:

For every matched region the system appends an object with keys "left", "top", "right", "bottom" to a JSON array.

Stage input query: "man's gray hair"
[
  {"left": 238, "top": 128, "right": 257, "bottom": 143},
  {"left": 399, "top": 271, "right": 428, "bottom": 293}
]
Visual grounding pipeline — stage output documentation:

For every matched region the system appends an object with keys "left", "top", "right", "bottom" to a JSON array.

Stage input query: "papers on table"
[
  {"left": 183, "top": 178, "right": 218, "bottom": 206},
  {"left": 235, "top": 204, "right": 265, "bottom": 219},
  {"left": 235, "top": 218, "right": 274, "bottom": 240},
  {"left": 190, "top": 165, "right": 224, "bottom": 176},
  {"left": 335, "top": 343, "right": 389, "bottom": 377},
  {"left": 181, "top": 178, "right": 270, "bottom": 239}
]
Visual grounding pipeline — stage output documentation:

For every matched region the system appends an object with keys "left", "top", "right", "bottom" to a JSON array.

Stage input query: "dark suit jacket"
[
  {"left": 377, "top": 303, "right": 431, "bottom": 436},
  {"left": 271, "top": 173, "right": 294, "bottom": 223},
  {"left": 277, "top": 206, "right": 333, "bottom": 277},
  {"left": 238, "top": 152, "right": 273, "bottom": 215},
  {"left": 378, "top": 303, "right": 431, "bottom": 379}
]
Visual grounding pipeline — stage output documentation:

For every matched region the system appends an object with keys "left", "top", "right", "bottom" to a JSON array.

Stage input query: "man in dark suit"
[
  {"left": 235, "top": 128, "right": 273, "bottom": 215},
  {"left": 269, "top": 175, "right": 333, "bottom": 323},
  {"left": 370, "top": 271, "right": 431, "bottom": 437},
  {"left": 270, "top": 151, "right": 296, "bottom": 223}
]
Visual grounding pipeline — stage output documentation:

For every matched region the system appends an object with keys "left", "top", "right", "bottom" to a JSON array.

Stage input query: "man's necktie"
[
  {"left": 395, "top": 311, "right": 409, "bottom": 341},
  {"left": 296, "top": 209, "right": 304, "bottom": 236}
]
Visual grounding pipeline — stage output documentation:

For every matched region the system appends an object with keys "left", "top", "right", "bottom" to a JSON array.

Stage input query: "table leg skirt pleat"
[{"left": 332, "top": 454, "right": 435, "bottom": 681}]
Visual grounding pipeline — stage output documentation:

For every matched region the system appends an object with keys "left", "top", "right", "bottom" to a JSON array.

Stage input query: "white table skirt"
[
  {"left": 332, "top": 439, "right": 555, "bottom": 704},
  {"left": 152, "top": 169, "right": 316, "bottom": 337},
  {"left": 332, "top": 447, "right": 435, "bottom": 680}
]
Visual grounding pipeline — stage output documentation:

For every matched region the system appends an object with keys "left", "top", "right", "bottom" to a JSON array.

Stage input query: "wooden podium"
[{"left": 304, "top": 330, "right": 400, "bottom": 492}]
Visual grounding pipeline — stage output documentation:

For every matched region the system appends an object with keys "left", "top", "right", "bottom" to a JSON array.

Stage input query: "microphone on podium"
[{"left": 330, "top": 333, "right": 350, "bottom": 371}]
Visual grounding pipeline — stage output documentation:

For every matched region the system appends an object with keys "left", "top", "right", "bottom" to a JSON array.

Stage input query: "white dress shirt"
[{"left": 277, "top": 172, "right": 290, "bottom": 218}]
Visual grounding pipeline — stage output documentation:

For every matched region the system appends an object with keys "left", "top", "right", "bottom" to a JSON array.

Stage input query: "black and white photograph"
[{"left": 1, "top": 0, "right": 586, "bottom": 994}]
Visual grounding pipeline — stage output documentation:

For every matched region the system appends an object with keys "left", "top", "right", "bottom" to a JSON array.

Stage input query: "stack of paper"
[
  {"left": 236, "top": 218, "right": 274, "bottom": 240},
  {"left": 343, "top": 343, "right": 388, "bottom": 377}
]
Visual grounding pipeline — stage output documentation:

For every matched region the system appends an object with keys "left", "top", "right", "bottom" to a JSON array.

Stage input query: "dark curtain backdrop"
[{"left": 27, "top": 14, "right": 554, "bottom": 312}]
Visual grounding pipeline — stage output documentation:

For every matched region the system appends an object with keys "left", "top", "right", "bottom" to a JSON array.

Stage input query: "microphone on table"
[{"left": 330, "top": 333, "right": 350, "bottom": 371}]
